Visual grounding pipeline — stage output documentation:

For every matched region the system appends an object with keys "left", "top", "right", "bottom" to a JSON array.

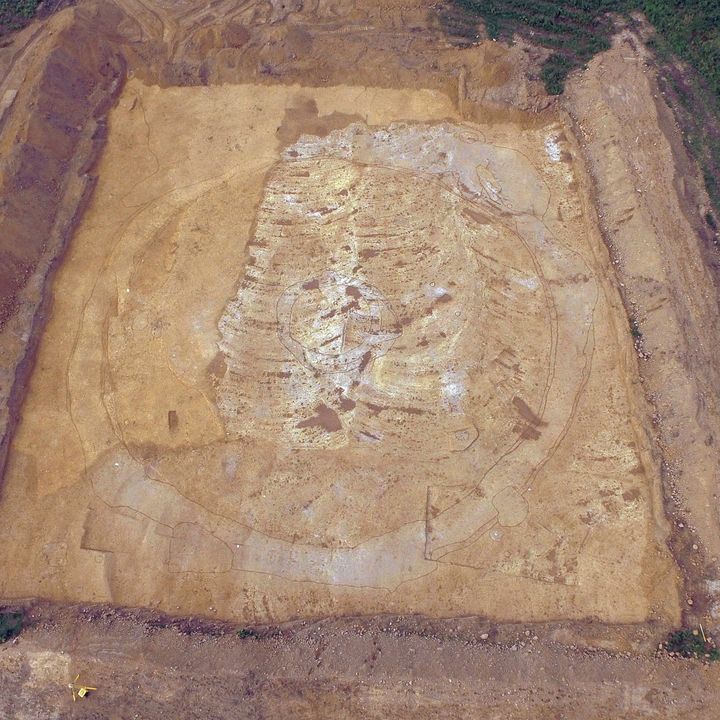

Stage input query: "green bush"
[
  {"left": 541, "top": 54, "right": 574, "bottom": 95},
  {"left": 0, "top": 611, "right": 23, "bottom": 643},
  {"left": 666, "top": 628, "right": 720, "bottom": 661}
]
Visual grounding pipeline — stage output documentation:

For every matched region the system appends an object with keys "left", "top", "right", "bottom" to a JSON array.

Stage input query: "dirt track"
[
  {"left": 1, "top": 0, "right": 720, "bottom": 716},
  {"left": 0, "top": 602, "right": 717, "bottom": 720}
]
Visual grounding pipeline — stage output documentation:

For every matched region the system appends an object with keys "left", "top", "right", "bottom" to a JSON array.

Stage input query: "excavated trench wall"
[{"left": 0, "top": 11, "right": 125, "bottom": 483}]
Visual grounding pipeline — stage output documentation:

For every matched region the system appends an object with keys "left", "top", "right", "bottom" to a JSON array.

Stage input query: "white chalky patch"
[{"left": 545, "top": 135, "right": 561, "bottom": 162}]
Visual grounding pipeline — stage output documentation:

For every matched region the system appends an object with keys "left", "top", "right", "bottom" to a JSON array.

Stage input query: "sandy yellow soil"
[{"left": 0, "top": 76, "right": 678, "bottom": 623}]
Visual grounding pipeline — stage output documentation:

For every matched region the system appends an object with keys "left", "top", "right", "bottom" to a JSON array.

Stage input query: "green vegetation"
[
  {"left": 665, "top": 628, "right": 720, "bottom": 661},
  {"left": 0, "top": 0, "right": 40, "bottom": 33},
  {"left": 455, "top": 1, "right": 720, "bottom": 98},
  {"left": 640, "top": 22, "right": 720, "bottom": 223},
  {"left": 456, "top": 1, "right": 632, "bottom": 94},
  {"left": 540, "top": 54, "right": 574, "bottom": 96},
  {"left": 0, "top": 0, "right": 39, "bottom": 19},
  {"left": 657, "top": 60, "right": 720, "bottom": 218},
  {"left": 0, "top": 611, "right": 23, "bottom": 643},
  {"left": 236, "top": 628, "right": 257, "bottom": 639},
  {"left": 642, "top": 4, "right": 720, "bottom": 220},
  {"left": 643, "top": 1, "right": 720, "bottom": 102}
]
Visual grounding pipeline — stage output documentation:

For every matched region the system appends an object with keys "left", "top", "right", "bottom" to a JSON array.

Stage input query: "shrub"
[
  {"left": 541, "top": 54, "right": 575, "bottom": 95},
  {"left": 0, "top": 611, "right": 23, "bottom": 643},
  {"left": 666, "top": 628, "right": 720, "bottom": 661},
  {"left": 0, "top": 1, "right": 40, "bottom": 20}
]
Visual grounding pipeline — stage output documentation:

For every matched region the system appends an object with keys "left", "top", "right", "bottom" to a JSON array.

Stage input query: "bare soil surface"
[
  {"left": 1, "top": 601, "right": 719, "bottom": 719},
  {"left": 0, "top": 75, "right": 679, "bottom": 624},
  {"left": 565, "top": 30, "right": 720, "bottom": 625},
  {"left": 0, "top": 1, "right": 719, "bottom": 717}
]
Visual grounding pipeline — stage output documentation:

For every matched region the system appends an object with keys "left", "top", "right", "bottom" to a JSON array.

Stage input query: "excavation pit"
[{"left": 0, "top": 79, "right": 679, "bottom": 624}]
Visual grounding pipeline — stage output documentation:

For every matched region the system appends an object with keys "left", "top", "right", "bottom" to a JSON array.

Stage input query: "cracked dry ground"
[{"left": 0, "top": 1, "right": 720, "bottom": 718}]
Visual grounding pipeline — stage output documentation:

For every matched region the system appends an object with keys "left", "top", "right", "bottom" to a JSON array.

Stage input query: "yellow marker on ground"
[{"left": 68, "top": 674, "right": 97, "bottom": 701}]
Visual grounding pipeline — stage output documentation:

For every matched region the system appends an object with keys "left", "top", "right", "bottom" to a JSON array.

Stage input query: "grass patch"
[{"left": 0, "top": 611, "right": 23, "bottom": 643}]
